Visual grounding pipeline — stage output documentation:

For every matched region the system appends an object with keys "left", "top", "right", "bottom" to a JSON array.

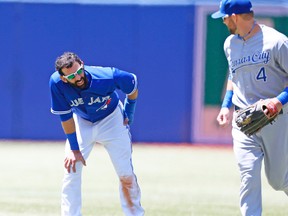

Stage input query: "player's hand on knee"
[{"left": 64, "top": 150, "right": 86, "bottom": 173}]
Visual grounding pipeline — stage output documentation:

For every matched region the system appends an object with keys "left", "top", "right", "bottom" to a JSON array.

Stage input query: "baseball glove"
[{"left": 235, "top": 100, "right": 279, "bottom": 136}]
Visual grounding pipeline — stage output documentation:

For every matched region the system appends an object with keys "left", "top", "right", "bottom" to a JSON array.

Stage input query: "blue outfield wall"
[{"left": 0, "top": 2, "right": 195, "bottom": 142}]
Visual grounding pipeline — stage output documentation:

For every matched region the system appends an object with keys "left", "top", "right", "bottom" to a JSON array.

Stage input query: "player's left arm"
[
  {"left": 217, "top": 79, "right": 233, "bottom": 127},
  {"left": 269, "top": 86, "right": 288, "bottom": 116},
  {"left": 113, "top": 68, "right": 138, "bottom": 125},
  {"left": 269, "top": 39, "right": 288, "bottom": 115},
  {"left": 124, "top": 88, "right": 138, "bottom": 125}
]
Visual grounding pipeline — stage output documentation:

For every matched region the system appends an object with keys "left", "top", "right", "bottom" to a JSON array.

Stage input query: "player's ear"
[
  {"left": 231, "top": 13, "right": 238, "bottom": 23},
  {"left": 60, "top": 76, "right": 68, "bottom": 83}
]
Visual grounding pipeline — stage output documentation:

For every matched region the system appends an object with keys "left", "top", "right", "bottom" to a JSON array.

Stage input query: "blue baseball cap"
[{"left": 211, "top": 0, "right": 253, "bottom": 19}]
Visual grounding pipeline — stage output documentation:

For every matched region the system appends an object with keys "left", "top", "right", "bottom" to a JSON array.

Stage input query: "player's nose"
[{"left": 75, "top": 73, "right": 82, "bottom": 80}]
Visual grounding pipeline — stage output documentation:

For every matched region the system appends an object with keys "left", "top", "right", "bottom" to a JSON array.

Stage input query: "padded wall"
[{"left": 0, "top": 2, "right": 195, "bottom": 142}]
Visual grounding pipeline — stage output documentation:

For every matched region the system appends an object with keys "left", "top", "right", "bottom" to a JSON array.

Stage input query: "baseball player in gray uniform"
[
  {"left": 49, "top": 52, "right": 144, "bottom": 216},
  {"left": 212, "top": 0, "right": 288, "bottom": 215}
]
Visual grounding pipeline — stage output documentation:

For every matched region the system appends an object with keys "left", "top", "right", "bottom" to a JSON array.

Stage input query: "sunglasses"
[{"left": 63, "top": 67, "right": 84, "bottom": 80}]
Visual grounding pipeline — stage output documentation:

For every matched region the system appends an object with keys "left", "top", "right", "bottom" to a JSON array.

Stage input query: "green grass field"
[{"left": 0, "top": 141, "right": 287, "bottom": 216}]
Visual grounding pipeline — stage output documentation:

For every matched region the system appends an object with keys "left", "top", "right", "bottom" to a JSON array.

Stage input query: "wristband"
[
  {"left": 124, "top": 98, "right": 137, "bottom": 125},
  {"left": 221, "top": 90, "right": 233, "bottom": 108},
  {"left": 276, "top": 87, "right": 288, "bottom": 105},
  {"left": 126, "top": 98, "right": 137, "bottom": 104},
  {"left": 66, "top": 132, "right": 80, "bottom": 150}
]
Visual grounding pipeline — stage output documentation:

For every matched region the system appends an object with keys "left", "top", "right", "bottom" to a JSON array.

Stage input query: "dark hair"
[{"left": 55, "top": 52, "right": 82, "bottom": 75}]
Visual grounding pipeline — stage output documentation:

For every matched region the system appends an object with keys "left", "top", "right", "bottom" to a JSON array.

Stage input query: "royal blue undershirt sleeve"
[
  {"left": 66, "top": 132, "right": 79, "bottom": 151},
  {"left": 221, "top": 90, "right": 233, "bottom": 108},
  {"left": 277, "top": 87, "right": 288, "bottom": 105}
]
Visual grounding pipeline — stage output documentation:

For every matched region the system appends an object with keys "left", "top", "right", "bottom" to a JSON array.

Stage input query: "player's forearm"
[
  {"left": 124, "top": 89, "right": 138, "bottom": 125},
  {"left": 276, "top": 86, "right": 288, "bottom": 106},
  {"left": 268, "top": 86, "right": 288, "bottom": 113},
  {"left": 61, "top": 118, "right": 80, "bottom": 150},
  {"left": 226, "top": 79, "right": 233, "bottom": 91},
  {"left": 61, "top": 118, "right": 76, "bottom": 134},
  {"left": 221, "top": 80, "right": 233, "bottom": 109},
  {"left": 127, "top": 89, "right": 138, "bottom": 100}
]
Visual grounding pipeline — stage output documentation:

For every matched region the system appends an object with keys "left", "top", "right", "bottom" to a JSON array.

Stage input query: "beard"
[
  {"left": 228, "top": 21, "right": 237, "bottom": 35},
  {"left": 230, "top": 28, "right": 237, "bottom": 35},
  {"left": 69, "top": 73, "right": 89, "bottom": 89}
]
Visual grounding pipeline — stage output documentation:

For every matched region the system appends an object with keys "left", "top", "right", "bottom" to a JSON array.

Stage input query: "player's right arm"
[
  {"left": 49, "top": 75, "right": 86, "bottom": 173},
  {"left": 61, "top": 117, "right": 86, "bottom": 173},
  {"left": 217, "top": 79, "right": 233, "bottom": 127}
]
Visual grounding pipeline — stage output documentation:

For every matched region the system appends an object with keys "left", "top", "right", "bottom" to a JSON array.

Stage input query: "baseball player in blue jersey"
[
  {"left": 49, "top": 52, "right": 144, "bottom": 216},
  {"left": 212, "top": 0, "right": 288, "bottom": 215}
]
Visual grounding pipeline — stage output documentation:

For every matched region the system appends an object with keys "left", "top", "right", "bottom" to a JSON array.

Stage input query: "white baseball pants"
[{"left": 61, "top": 103, "right": 144, "bottom": 216}]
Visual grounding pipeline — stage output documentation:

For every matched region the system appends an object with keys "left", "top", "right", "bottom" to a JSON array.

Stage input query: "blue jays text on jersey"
[{"left": 49, "top": 66, "right": 137, "bottom": 123}]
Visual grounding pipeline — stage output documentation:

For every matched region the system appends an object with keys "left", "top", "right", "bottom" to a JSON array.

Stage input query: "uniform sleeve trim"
[{"left": 51, "top": 108, "right": 72, "bottom": 115}]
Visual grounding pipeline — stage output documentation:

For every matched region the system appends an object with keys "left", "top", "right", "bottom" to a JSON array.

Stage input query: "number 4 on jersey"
[{"left": 256, "top": 67, "right": 267, "bottom": 82}]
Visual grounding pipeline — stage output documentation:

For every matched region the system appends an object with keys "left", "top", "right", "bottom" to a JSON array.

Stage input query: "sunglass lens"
[
  {"left": 67, "top": 74, "right": 76, "bottom": 80},
  {"left": 77, "top": 68, "right": 83, "bottom": 75}
]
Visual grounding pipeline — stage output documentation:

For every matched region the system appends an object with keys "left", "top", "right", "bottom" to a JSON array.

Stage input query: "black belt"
[
  {"left": 234, "top": 105, "right": 241, "bottom": 111},
  {"left": 235, "top": 105, "right": 283, "bottom": 114}
]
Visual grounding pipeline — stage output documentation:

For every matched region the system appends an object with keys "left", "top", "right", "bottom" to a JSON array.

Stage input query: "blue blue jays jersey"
[{"left": 49, "top": 66, "right": 137, "bottom": 123}]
